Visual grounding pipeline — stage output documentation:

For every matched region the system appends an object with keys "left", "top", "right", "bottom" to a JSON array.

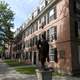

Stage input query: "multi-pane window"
[
  {"left": 41, "top": 16, "right": 46, "bottom": 24},
  {"left": 47, "top": 27, "right": 57, "bottom": 42},
  {"left": 49, "top": 47, "right": 58, "bottom": 62},
  {"left": 49, "top": 48, "right": 55, "bottom": 61},
  {"left": 33, "top": 21, "right": 38, "bottom": 32},
  {"left": 39, "top": 15, "right": 46, "bottom": 29},
  {"left": 48, "top": 6, "right": 56, "bottom": 22}
]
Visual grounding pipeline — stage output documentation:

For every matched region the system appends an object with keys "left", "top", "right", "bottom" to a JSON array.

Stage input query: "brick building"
[{"left": 14, "top": 0, "right": 80, "bottom": 74}]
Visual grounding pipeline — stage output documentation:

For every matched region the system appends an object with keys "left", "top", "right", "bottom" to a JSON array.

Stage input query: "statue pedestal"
[{"left": 36, "top": 69, "right": 53, "bottom": 80}]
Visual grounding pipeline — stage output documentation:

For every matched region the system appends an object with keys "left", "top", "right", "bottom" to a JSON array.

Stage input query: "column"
[
  {"left": 32, "top": 52, "right": 34, "bottom": 65},
  {"left": 36, "top": 51, "right": 39, "bottom": 65}
]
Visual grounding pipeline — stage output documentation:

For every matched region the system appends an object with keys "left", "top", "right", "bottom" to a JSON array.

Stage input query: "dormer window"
[
  {"left": 33, "top": 7, "right": 40, "bottom": 18},
  {"left": 40, "top": 0, "right": 47, "bottom": 11},
  {"left": 33, "top": 10, "right": 38, "bottom": 18}
]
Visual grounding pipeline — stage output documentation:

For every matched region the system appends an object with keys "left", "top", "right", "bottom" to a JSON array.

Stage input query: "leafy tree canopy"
[{"left": 0, "top": 0, "right": 15, "bottom": 52}]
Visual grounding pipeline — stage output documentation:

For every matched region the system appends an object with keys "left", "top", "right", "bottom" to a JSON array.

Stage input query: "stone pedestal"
[{"left": 36, "top": 69, "right": 53, "bottom": 80}]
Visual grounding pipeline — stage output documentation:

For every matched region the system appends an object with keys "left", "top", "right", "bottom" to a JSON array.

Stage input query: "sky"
[{"left": 4, "top": 0, "right": 40, "bottom": 31}]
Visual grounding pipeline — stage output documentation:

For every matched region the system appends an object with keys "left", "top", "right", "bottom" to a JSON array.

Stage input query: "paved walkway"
[
  {"left": 0, "top": 59, "right": 80, "bottom": 80},
  {"left": 0, "top": 59, "right": 37, "bottom": 80}
]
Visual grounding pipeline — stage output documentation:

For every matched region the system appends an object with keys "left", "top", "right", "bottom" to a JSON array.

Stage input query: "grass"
[
  {"left": 52, "top": 72, "right": 65, "bottom": 76},
  {"left": 15, "top": 66, "right": 37, "bottom": 74},
  {"left": 4, "top": 59, "right": 28, "bottom": 67},
  {"left": 15, "top": 66, "right": 64, "bottom": 75},
  {"left": 4, "top": 59, "right": 65, "bottom": 75}
]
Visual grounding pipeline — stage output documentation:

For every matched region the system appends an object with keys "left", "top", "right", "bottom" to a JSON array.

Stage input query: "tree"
[{"left": 0, "top": 1, "right": 14, "bottom": 57}]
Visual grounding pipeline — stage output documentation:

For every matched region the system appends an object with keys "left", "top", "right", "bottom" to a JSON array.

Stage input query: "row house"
[{"left": 14, "top": 0, "right": 80, "bottom": 74}]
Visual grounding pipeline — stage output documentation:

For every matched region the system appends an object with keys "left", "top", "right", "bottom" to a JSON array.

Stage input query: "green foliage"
[
  {"left": 0, "top": 47, "right": 3, "bottom": 53},
  {"left": 0, "top": 1, "right": 14, "bottom": 51},
  {"left": 0, "top": 1, "right": 14, "bottom": 27}
]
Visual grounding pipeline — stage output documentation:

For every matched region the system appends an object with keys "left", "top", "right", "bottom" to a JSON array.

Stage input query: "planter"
[{"left": 36, "top": 69, "right": 53, "bottom": 80}]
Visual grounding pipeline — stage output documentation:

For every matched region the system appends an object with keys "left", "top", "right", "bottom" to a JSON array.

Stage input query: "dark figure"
[{"left": 37, "top": 33, "right": 49, "bottom": 68}]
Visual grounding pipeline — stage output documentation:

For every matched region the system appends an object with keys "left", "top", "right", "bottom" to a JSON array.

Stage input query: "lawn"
[
  {"left": 15, "top": 66, "right": 37, "bottom": 74},
  {"left": 4, "top": 59, "right": 28, "bottom": 67},
  {"left": 4, "top": 59, "right": 64, "bottom": 75},
  {"left": 52, "top": 72, "right": 65, "bottom": 76}
]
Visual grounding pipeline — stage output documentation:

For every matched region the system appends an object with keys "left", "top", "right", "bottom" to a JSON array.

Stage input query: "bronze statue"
[{"left": 37, "top": 33, "right": 49, "bottom": 69}]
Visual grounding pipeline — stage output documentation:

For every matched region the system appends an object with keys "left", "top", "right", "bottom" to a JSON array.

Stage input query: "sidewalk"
[
  {"left": 0, "top": 59, "right": 37, "bottom": 80},
  {"left": 0, "top": 59, "right": 80, "bottom": 80}
]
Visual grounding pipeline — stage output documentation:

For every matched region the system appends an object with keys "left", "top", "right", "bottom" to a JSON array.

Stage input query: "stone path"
[{"left": 0, "top": 59, "right": 80, "bottom": 80}]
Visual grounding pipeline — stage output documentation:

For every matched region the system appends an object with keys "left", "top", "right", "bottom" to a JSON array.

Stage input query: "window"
[
  {"left": 39, "top": 15, "right": 46, "bottom": 29},
  {"left": 34, "top": 36, "right": 37, "bottom": 45},
  {"left": 74, "top": 0, "right": 80, "bottom": 14},
  {"left": 35, "top": 21, "right": 38, "bottom": 31},
  {"left": 39, "top": 18, "right": 41, "bottom": 24},
  {"left": 33, "top": 21, "right": 38, "bottom": 32},
  {"left": 40, "top": 0, "right": 47, "bottom": 11},
  {"left": 33, "top": 10, "right": 38, "bottom": 18},
  {"left": 47, "top": 27, "right": 57, "bottom": 42},
  {"left": 49, "top": 48, "right": 58, "bottom": 62},
  {"left": 30, "top": 39, "right": 32, "bottom": 47},
  {"left": 49, "top": 48, "right": 55, "bottom": 61},
  {"left": 49, "top": 6, "right": 56, "bottom": 22},
  {"left": 41, "top": 16, "right": 46, "bottom": 24},
  {"left": 75, "top": 21, "right": 80, "bottom": 38}
]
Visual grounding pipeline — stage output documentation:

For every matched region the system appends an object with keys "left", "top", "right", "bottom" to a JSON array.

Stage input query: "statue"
[{"left": 37, "top": 33, "right": 49, "bottom": 69}]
